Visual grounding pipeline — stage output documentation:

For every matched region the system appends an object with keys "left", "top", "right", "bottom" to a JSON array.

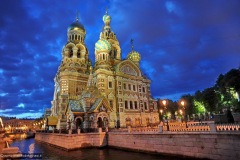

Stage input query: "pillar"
[
  {"left": 72, "top": 47, "right": 78, "bottom": 58},
  {"left": 64, "top": 48, "right": 69, "bottom": 58}
]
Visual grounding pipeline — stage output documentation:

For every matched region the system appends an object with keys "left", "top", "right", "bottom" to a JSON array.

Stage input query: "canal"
[{"left": 11, "top": 138, "right": 199, "bottom": 160}]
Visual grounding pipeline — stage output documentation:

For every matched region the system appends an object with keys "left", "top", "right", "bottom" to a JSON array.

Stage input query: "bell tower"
[{"left": 51, "top": 13, "right": 92, "bottom": 129}]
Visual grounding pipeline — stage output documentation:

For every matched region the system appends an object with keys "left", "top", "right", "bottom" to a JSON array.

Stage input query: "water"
[{"left": 11, "top": 138, "right": 199, "bottom": 160}]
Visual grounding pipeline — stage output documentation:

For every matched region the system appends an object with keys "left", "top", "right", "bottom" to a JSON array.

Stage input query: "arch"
[
  {"left": 125, "top": 117, "right": 131, "bottom": 127},
  {"left": 75, "top": 116, "right": 83, "bottom": 129},
  {"left": 97, "top": 117, "right": 103, "bottom": 128},
  {"left": 116, "top": 60, "right": 141, "bottom": 77},
  {"left": 135, "top": 117, "right": 140, "bottom": 127},
  {"left": 76, "top": 43, "right": 87, "bottom": 58},
  {"left": 97, "top": 112, "right": 109, "bottom": 128}
]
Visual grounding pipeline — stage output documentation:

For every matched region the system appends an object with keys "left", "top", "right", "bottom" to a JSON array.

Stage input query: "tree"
[
  {"left": 215, "top": 68, "right": 240, "bottom": 111},
  {"left": 201, "top": 87, "right": 218, "bottom": 113}
]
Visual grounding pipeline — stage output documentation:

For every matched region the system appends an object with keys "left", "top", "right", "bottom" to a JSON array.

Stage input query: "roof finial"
[
  {"left": 131, "top": 39, "right": 134, "bottom": 51},
  {"left": 106, "top": 6, "right": 108, "bottom": 15},
  {"left": 76, "top": 10, "right": 79, "bottom": 22}
]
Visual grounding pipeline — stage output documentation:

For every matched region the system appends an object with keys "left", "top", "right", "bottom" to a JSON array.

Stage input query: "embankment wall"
[{"left": 108, "top": 132, "right": 240, "bottom": 160}]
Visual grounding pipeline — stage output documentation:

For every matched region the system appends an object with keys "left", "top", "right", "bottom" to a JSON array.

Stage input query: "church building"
[{"left": 49, "top": 10, "right": 159, "bottom": 130}]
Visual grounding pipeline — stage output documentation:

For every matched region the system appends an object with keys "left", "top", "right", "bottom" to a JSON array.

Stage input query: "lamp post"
[
  {"left": 162, "top": 100, "right": 169, "bottom": 131},
  {"left": 180, "top": 100, "right": 187, "bottom": 128}
]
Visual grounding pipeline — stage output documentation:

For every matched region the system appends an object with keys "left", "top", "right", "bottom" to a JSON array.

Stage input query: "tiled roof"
[
  {"left": 89, "top": 97, "right": 104, "bottom": 112},
  {"left": 69, "top": 100, "right": 84, "bottom": 112}
]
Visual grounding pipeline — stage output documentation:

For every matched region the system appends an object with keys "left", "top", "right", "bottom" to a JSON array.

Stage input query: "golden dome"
[
  {"left": 68, "top": 21, "right": 86, "bottom": 33},
  {"left": 127, "top": 51, "right": 141, "bottom": 62}
]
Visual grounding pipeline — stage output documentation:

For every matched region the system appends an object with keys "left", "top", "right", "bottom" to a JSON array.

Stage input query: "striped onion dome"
[{"left": 95, "top": 39, "right": 111, "bottom": 52}]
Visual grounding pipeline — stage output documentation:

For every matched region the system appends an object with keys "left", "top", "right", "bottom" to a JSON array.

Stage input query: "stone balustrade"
[
  {"left": 216, "top": 124, "right": 240, "bottom": 131},
  {"left": 110, "top": 122, "right": 240, "bottom": 134}
]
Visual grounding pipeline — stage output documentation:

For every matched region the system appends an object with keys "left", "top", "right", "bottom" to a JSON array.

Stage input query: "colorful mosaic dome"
[
  {"left": 127, "top": 51, "right": 141, "bottom": 62},
  {"left": 95, "top": 39, "right": 111, "bottom": 52}
]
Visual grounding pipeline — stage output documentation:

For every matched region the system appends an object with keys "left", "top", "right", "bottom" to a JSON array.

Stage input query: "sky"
[{"left": 0, "top": 0, "right": 240, "bottom": 119}]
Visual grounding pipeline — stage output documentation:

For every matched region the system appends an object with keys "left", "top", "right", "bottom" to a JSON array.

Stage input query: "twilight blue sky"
[{"left": 0, "top": 0, "right": 240, "bottom": 118}]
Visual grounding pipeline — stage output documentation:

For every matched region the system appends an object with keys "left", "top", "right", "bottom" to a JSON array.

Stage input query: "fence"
[
  {"left": 115, "top": 121, "right": 240, "bottom": 134},
  {"left": 36, "top": 122, "right": 240, "bottom": 134}
]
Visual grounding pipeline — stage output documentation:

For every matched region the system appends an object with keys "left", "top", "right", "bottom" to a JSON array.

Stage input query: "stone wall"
[
  {"left": 108, "top": 132, "right": 240, "bottom": 160},
  {"left": 35, "top": 132, "right": 107, "bottom": 150}
]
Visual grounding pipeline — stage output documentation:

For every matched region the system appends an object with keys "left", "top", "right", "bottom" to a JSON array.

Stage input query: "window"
[
  {"left": 144, "top": 102, "right": 148, "bottom": 110},
  {"left": 134, "top": 101, "right": 138, "bottom": 109},
  {"left": 109, "top": 81, "right": 112, "bottom": 88},
  {"left": 77, "top": 51, "right": 80, "bottom": 58},
  {"left": 133, "top": 85, "right": 136, "bottom": 91},
  {"left": 130, "top": 101, "right": 133, "bottom": 109},
  {"left": 128, "top": 84, "right": 131, "bottom": 90},
  {"left": 109, "top": 100, "right": 113, "bottom": 107},
  {"left": 69, "top": 50, "right": 73, "bottom": 58},
  {"left": 143, "top": 87, "right": 145, "bottom": 93},
  {"left": 125, "top": 101, "right": 128, "bottom": 109},
  {"left": 123, "top": 83, "right": 126, "bottom": 89}
]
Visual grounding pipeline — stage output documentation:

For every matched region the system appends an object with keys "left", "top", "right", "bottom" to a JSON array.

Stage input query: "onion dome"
[
  {"left": 95, "top": 39, "right": 111, "bottom": 52},
  {"left": 127, "top": 51, "right": 141, "bottom": 62},
  {"left": 103, "top": 7, "right": 111, "bottom": 28},
  {"left": 127, "top": 39, "right": 141, "bottom": 63},
  {"left": 103, "top": 14, "right": 111, "bottom": 25},
  {"left": 68, "top": 21, "right": 86, "bottom": 33},
  {"left": 68, "top": 12, "right": 86, "bottom": 34}
]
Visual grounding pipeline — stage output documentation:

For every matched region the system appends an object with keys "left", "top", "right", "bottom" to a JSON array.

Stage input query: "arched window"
[
  {"left": 125, "top": 101, "right": 128, "bottom": 109},
  {"left": 77, "top": 50, "right": 81, "bottom": 58},
  {"left": 69, "top": 49, "right": 73, "bottom": 58},
  {"left": 134, "top": 101, "right": 138, "bottom": 109},
  {"left": 103, "top": 54, "right": 105, "bottom": 60},
  {"left": 130, "top": 101, "right": 133, "bottom": 109}
]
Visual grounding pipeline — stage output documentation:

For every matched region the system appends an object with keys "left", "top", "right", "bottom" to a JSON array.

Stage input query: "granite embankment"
[{"left": 35, "top": 131, "right": 240, "bottom": 160}]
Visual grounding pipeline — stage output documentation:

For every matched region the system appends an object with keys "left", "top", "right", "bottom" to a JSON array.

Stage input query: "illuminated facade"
[
  {"left": 2, "top": 118, "right": 34, "bottom": 132},
  {"left": 50, "top": 11, "right": 159, "bottom": 129}
]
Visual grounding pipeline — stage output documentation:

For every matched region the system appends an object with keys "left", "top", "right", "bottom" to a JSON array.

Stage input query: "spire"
[
  {"left": 106, "top": 6, "right": 108, "bottom": 15},
  {"left": 103, "top": 7, "right": 111, "bottom": 27},
  {"left": 76, "top": 10, "right": 79, "bottom": 22},
  {"left": 131, "top": 39, "right": 134, "bottom": 51}
]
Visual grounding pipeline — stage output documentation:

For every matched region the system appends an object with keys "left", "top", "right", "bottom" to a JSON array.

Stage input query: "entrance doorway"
[
  {"left": 97, "top": 117, "right": 103, "bottom": 128},
  {"left": 76, "top": 118, "right": 83, "bottom": 129}
]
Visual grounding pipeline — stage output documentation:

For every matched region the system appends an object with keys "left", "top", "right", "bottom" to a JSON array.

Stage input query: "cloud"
[
  {"left": 16, "top": 103, "right": 25, "bottom": 109},
  {"left": 0, "top": 109, "right": 13, "bottom": 113}
]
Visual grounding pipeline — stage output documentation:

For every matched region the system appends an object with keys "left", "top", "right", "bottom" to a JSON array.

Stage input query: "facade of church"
[{"left": 50, "top": 11, "right": 159, "bottom": 130}]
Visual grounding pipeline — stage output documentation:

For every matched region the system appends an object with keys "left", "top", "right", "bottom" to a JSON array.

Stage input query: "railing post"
[
  {"left": 209, "top": 121, "right": 216, "bottom": 132},
  {"left": 159, "top": 125, "right": 163, "bottom": 133},
  {"left": 128, "top": 126, "right": 132, "bottom": 133},
  {"left": 68, "top": 129, "right": 72, "bottom": 134},
  {"left": 99, "top": 128, "right": 102, "bottom": 133}
]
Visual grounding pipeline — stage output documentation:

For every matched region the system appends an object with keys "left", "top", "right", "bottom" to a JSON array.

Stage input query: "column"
[
  {"left": 72, "top": 47, "right": 78, "bottom": 58},
  {"left": 64, "top": 48, "right": 69, "bottom": 58}
]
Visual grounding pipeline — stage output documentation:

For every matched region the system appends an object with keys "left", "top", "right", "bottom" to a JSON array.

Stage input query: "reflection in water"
[{"left": 11, "top": 138, "right": 197, "bottom": 160}]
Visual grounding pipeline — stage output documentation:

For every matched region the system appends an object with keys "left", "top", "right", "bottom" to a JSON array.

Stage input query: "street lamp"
[
  {"left": 161, "top": 100, "right": 169, "bottom": 131},
  {"left": 181, "top": 101, "right": 185, "bottom": 109},
  {"left": 162, "top": 100, "right": 167, "bottom": 109},
  {"left": 180, "top": 100, "right": 187, "bottom": 128}
]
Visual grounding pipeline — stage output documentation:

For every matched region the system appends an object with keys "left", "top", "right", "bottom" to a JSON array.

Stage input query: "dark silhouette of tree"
[{"left": 226, "top": 109, "right": 234, "bottom": 123}]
